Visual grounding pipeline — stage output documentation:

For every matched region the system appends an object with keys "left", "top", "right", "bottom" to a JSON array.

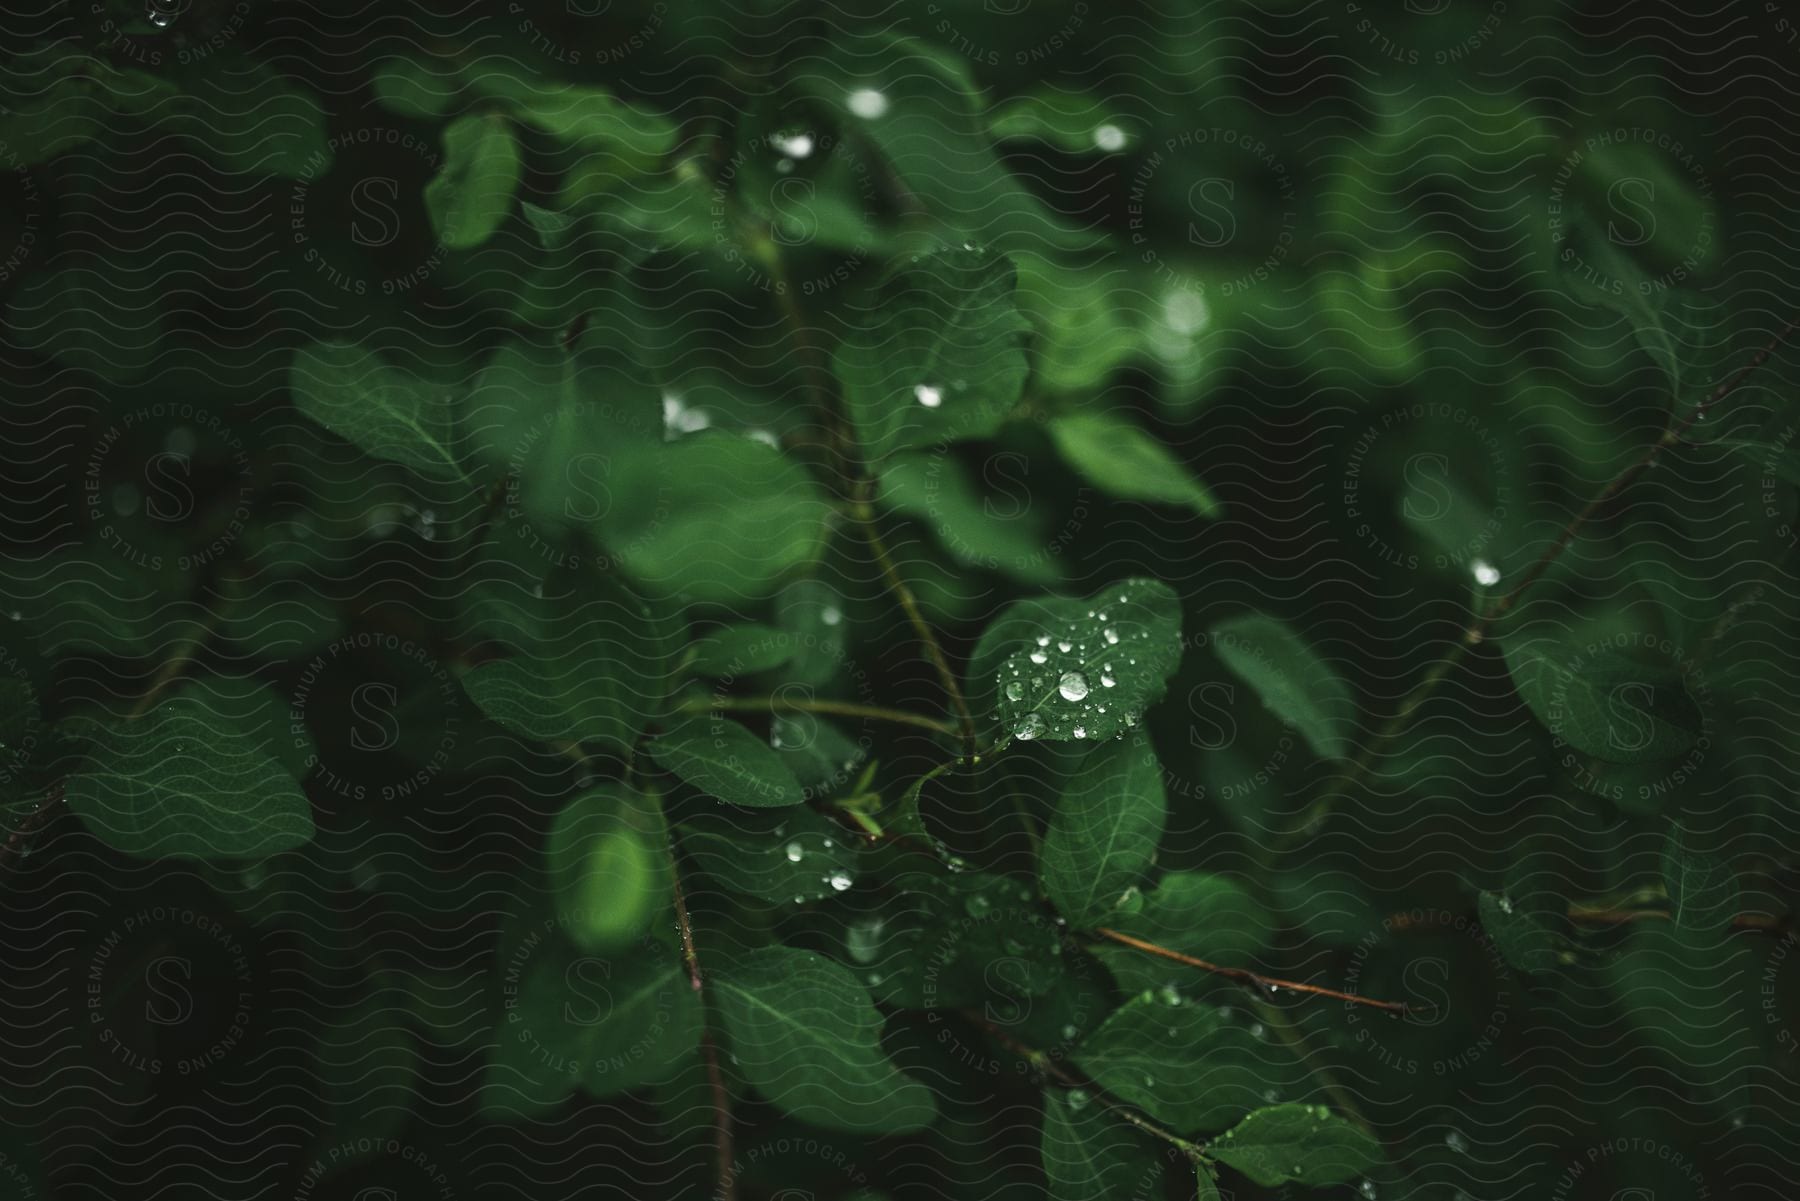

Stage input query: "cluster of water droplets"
[
  {"left": 1000, "top": 597, "right": 1151, "bottom": 742},
  {"left": 773, "top": 825, "right": 854, "bottom": 901}
]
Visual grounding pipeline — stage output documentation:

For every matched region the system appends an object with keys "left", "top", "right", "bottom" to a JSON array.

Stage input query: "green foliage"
[{"left": 2, "top": 5, "right": 1794, "bottom": 1200}]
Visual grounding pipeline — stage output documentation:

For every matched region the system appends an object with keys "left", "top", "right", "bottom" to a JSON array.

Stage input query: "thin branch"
[
  {"left": 670, "top": 849, "right": 734, "bottom": 1201},
  {"left": 1286, "top": 311, "right": 1800, "bottom": 844},
  {"left": 853, "top": 485, "right": 979, "bottom": 757},
  {"left": 968, "top": 1013, "right": 1206, "bottom": 1160},
  {"left": 675, "top": 694, "right": 957, "bottom": 737},
  {"left": 1089, "top": 927, "right": 1416, "bottom": 1015}
]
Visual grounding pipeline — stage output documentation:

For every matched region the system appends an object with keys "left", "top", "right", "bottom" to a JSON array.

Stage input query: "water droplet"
[
  {"left": 149, "top": 8, "right": 173, "bottom": 25},
  {"left": 821, "top": 605, "right": 843, "bottom": 626},
  {"left": 1359, "top": 1181, "right": 1378, "bottom": 1201},
  {"left": 965, "top": 893, "right": 992, "bottom": 918},
  {"left": 1262, "top": 1088, "right": 1279, "bottom": 1103},
  {"left": 1158, "top": 984, "right": 1182, "bottom": 1006},
  {"left": 1103, "top": 626, "right": 1120, "bottom": 645},
  {"left": 1093, "top": 123, "right": 1126, "bottom": 152},
  {"left": 1100, "top": 673, "right": 1116, "bottom": 688},
  {"left": 1015, "top": 713, "right": 1046, "bottom": 741},
  {"left": 1056, "top": 639, "right": 1073, "bottom": 653},
  {"left": 1066, "top": 1089, "right": 1089, "bottom": 1111},
  {"left": 1472, "top": 559, "right": 1501, "bottom": 587},
  {"left": 1004, "top": 681, "right": 1024, "bottom": 702},
  {"left": 846, "top": 918, "right": 884, "bottom": 963},
  {"left": 771, "top": 131, "right": 815, "bottom": 158},
  {"left": 1029, "top": 649, "right": 1047, "bottom": 665},
  {"left": 827, "top": 870, "right": 853, "bottom": 892},
  {"left": 847, "top": 88, "right": 889, "bottom": 119},
  {"left": 1071, "top": 726, "right": 1086, "bottom": 739},
  {"left": 1116, "top": 885, "right": 1144, "bottom": 914},
  {"left": 785, "top": 841, "right": 804, "bottom": 862},
  {"left": 1060, "top": 1023, "right": 1078, "bottom": 1040},
  {"left": 913, "top": 383, "right": 943, "bottom": 408},
  {"left": 1036, "top": 634, "right": 1052, "bottom": 647},
  {"left": 1249, "top": 1022, "right": 1267, "bottom": 1040},
  {"left": 1497, "top": 894, "right": 1514, "bottom": 914},
  {"left": 1444, "top": 1130, "right": 1468, "bottom": 1153},
  {"left": 1058, "top": 672, "right": 1089, "bottom": 702}
]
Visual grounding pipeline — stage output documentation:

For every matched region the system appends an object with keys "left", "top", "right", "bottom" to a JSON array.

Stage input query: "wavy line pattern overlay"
[{"left": 1, "top": 1, "right": 1797, "bottom": 1199}]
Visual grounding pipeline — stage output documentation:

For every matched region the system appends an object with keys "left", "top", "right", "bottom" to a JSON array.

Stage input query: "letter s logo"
[
  {"left": 1187, "top": 682, "right": 1238, "bottom": 750},
  {"left": 563, "top": 957, "right": 613, "bottom": 1026},
  {"left": 563, "top": 452, "right": 612, "bottom": 522},
  {"left": 1606, "top": 177, "right": 1657, "bottom": 247},
  {"left": 1186, "top": 178, "right": 1237, "bottom": 247},
  {"left": 348, "top": 682, "right": 401, "bottom": 752},
  {"left": 1401, "top": 452, "right": 1454, "bottom": 523},
  {"left": 1401, "top": 956, "right": 1453, "bottom": 1028},
  {"left": 769, "top": 178, "right": 819, "bottom": 246},
  {"left": 142, "top": 451, "right": 195, "bottom": 522},
  {"left": 982, "top": 451, "right": 1033, "bottom": 521},
  {"left": 350, "top": 177, "right": 403, "bottom": 248},
  {"left": 144, "top": 955, "right": 194, "bottom": 1026},
  {"left": 1606, "top": 681, "right": 1657, "bottom": 754}
]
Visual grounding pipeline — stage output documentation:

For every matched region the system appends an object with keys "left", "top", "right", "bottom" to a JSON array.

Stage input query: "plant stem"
[
  {"left": 675, "top": 694, "right": 957, "bottom": 737},
  {"left": 852, "top": 485, "right": 980, "bottom": 757},
  {"left": 1089, "top": 927, "right": 1414, "bottom": 1014},
  {"left": 968, "top": 1014, "right": 1206, "bottom": 1160},
  {"left": 670, "top": 854, "right": 735, "bottom": 1201},
  {"left": 1287, "top": 310, "right": 1800, "bottom": 845}
]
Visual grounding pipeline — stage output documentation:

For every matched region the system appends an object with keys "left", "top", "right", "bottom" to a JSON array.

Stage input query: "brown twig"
[
  {"left": 968, "top": 1013, "right": 1206, "bottom": 1159},
  {"left": 1286, "top": 312, "right": 1800, "bottom": 845},
  {"left": 670, "top": 853, "right": 734, "bottom": 1201},
  {"left": 1090, "top": 927, "right": 1415, "bottom": 1014}
]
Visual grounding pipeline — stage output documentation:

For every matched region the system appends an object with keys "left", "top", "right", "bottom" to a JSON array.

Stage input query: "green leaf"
[
  {"left": 547, "top": 784, "right": 670, "bottom": 952},
  {"left": 1209, "top": 613, "right": 1352, "bottom": 760},
  {"left": 289, "top": 341, "right": 468, "bottom": 482},
  {"left": 1477, "top": 891, "right": 1559, "bottom": 974},
  {"left": 987, "top": 578, "right": 1183, "bottom": 743},
  {"left": 990, "top": 88, "right": 1120, "bottom": 153},
  {"left": 877, "top": 451, "right": 1065, "bottom": 587},
  {"left": 1040, "top": 729, "right": 1167, "bottom": 928},
  {"left": 507, "top": 87, "right": 679, "bottom": 161},
  {"left": 460, "top": 563, "right": 676, "bottom": 753},
  {"left": 1071, "top": 995, "right": 1294, "bottom": 1133},
  {"left": 1195, "top": 1161, "right": 1222, "bottom": 1201},
  {"left": 1660, "top": 821, "right": 1740, "bottom": 934},
  {"left": 1040, "top": 1090, "right": 1163, "bottom": 1201},
  {"left": 424, "top": 112, "right": 522, "bottom": 250},
  {"left": 484, "top": 926, "right": 702, "bottom": 1117},
  {"left": 62, "top": 687, "right": 314, "bottom": 860},
  {"left": 1504, "top": 634, "right": 1704, "bottom": 764},
  {"left": 679, "top": 807, "right": 858, "bottom": 905},
  {"left": 1096, "top": 872, "right": 1272, "bottom": 993},
  {"left": 713, "top": 945, "right": 935, "bottom": 1133},
  {"left": 1047, "top": 411, "right": 1220, "bottom": 518},
  {"left": 648, "top": 715, "right": 804, "bottom": 808},
  {"left": 681, "top": 624, "right": 796, "bottom": 678},
  {"left": 599, "top": 433, "right": 830, "bottom": 604},
  {"left": 835, "top": 247, "right": 1030, "bottom": 463},
  {"left": 1207, "top": 1103, "right": 1382, "bottom": 1188}
]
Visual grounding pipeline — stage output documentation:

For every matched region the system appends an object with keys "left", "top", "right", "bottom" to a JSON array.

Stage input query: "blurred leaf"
[
  {"left": 649, "top": 715, "right": 804, "bottom": 808},
  {"left": 425, "top": 112, "right": 522, "bottom": 250},
  {"left": 1047, "top": 410, "right": 1220, "bottom": 518},
  {"left": 836, "top": 247, "right": 1030, "bottom": 463},
  {"left": 548, "top": 783, "right": 671, "bottom": 952},
  {"left": 1209, "top": 613, "right": 1352, "bottom": 761}
]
